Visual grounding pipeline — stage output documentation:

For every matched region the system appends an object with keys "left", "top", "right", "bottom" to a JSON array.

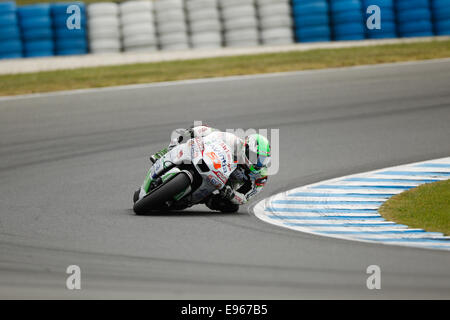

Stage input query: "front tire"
[
  {"left": 133, "top": 189, "right": 140, "bottom": 203},
  {"left": 133, "top": 172, "right": 191, "bottom": 215}
]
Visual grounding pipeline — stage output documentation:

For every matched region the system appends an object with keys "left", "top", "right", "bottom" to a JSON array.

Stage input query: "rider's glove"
[{"left": 220, "top": 185, "right": 235, "bottom": 201}]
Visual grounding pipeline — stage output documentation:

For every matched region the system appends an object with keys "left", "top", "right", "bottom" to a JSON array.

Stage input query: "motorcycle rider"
[{"left": 149, "top": 125, "right": 271, "bottom": 213}]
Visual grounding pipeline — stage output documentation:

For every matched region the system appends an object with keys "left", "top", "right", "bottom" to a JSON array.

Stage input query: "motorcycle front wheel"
[{"left": 133, "top": 172, "right": 191, "bottom": 215}]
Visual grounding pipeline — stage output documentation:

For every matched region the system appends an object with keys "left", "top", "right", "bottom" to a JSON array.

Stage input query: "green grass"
[
  {"left": 379, "top": 180, "right": 450, "bottom": 236},
  {"left": 1, "top": 40, "right": 450, "bottom": 96}
]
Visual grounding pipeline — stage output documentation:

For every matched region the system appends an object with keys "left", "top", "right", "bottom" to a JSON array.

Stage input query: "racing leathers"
[{"left": 159, "top": 125, "right": 268, "bottom": 212}]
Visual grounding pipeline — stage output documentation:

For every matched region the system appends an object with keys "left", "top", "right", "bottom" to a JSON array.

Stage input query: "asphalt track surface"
[{"left": 0, "top": 59, "right": 450, "bottom": 299}]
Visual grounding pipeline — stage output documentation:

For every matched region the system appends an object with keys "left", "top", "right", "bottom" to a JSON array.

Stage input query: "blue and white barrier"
[
  {"left": 254, "top": 157, "right": 450, "bottom": 251},
  {"left": 0, "top": 0, "right": 445, "bottom": 59}
]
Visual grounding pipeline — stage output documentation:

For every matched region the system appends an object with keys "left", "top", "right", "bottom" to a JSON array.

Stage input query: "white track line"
[{"left": 254, "top": 157, "right": 450, "bottom": 251}]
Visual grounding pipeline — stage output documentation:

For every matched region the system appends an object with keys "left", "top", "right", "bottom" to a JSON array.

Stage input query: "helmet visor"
[
  {"left": 246, "top": 146, "right": 271, "bottom": 169},
  {"left": 256, "top": 153, "right": 270, "bottom": 168}
]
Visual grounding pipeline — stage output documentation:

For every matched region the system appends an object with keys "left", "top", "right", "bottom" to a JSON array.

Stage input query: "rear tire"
[{"left": 133, "top": 173, "right": 191, "bottom": 215}]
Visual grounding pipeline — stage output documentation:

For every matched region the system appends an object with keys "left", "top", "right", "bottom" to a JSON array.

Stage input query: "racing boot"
[{"left": 205, "top": 195, "right": 239, "bottom": 213}]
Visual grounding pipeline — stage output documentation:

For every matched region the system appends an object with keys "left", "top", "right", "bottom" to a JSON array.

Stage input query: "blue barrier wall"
[
  {"left": 51, "top": 2, "right": 88, "bottom": 55},
  {"left": 396, "top": 0, "right": 434, "bottom": 37},
  {"left": 330, "top": 0, "right": 366, "bottom": 40},
  {"left": 432, "top": 0, "right": 450, "bottom": 35},
  {"left": 364, "top": 0, "right": 397, "bottom": 38},
  {"left": 0, "top": 1, "right": 22, "bottom": 58},
  {"left": 292, "top": 0, "right": 331, "bottom": 42},
  {"left": 0, "top": 0, "right": 446, "bottom": 60},
  {"left": 18, "top": 3, "right": 55, "bottom": 57}
]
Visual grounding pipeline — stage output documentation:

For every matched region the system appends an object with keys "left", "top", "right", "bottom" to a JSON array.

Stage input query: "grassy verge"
[
  {"left": 379, "top": 180, "right": 450, "bottom": 236},
  {"left": 1, "top": 40, "right": 450, "bottom": 96}
]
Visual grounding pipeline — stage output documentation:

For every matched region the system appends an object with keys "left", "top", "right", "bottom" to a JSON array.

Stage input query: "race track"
[{"left": 1, "top": 59, "right": 450, "bottom": 299}]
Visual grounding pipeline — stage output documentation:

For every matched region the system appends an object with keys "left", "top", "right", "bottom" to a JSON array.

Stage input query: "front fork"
[
  {"left": 139, "top": 144, "right": 191, "bottom": 200},
  {"left": 140, "top": 156, "right": 173, "bottom": 196}
]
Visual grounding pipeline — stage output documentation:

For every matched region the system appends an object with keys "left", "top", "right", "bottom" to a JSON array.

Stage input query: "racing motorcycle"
[{"left": 133, "top": 131, "right": 237, "bottom": 215}]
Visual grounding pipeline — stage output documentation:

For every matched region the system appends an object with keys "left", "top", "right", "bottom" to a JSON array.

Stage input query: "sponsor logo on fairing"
[
  {"left": 219, "top": 152, "right": 228, "bottom": 173},
  {"left": 206, "top": 151, "right": 222, "bottom": 169}
]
